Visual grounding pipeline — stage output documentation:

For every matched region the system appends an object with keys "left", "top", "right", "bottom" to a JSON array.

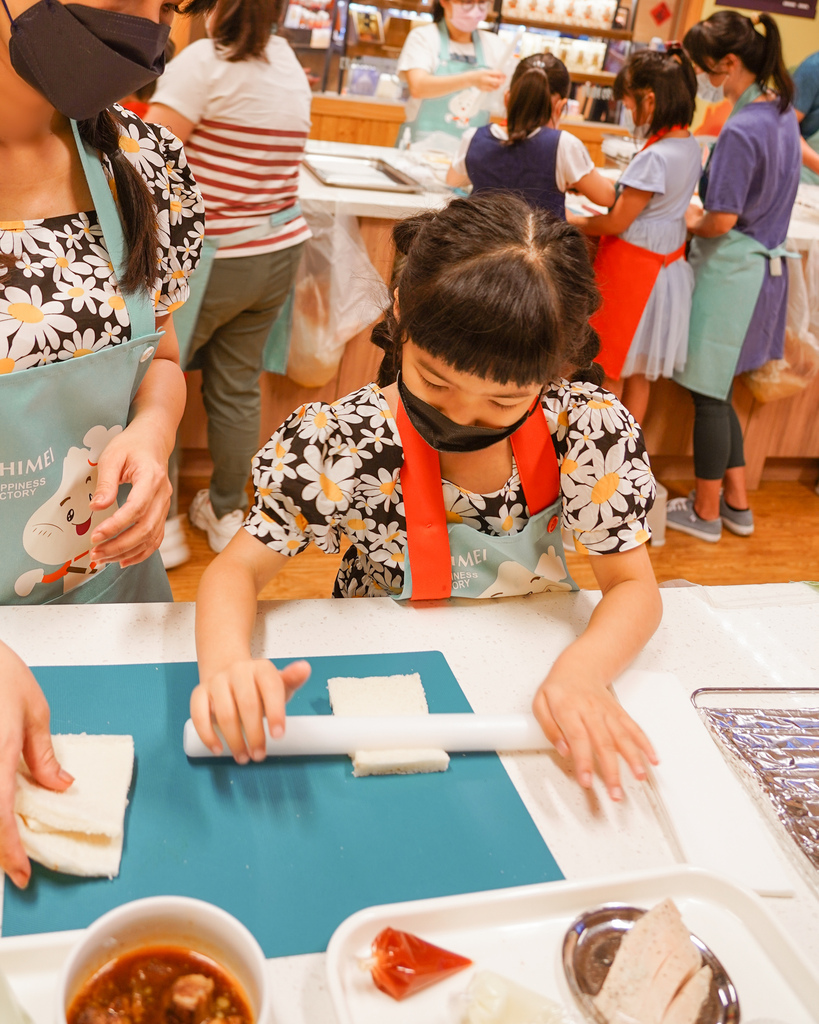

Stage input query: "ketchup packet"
[{"left": 368, "top": 927, "right": 473, "bottom": 1001}]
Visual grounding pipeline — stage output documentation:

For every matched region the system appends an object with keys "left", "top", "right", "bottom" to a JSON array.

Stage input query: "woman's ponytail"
[
  {"left": 77, "top": 110, "right": 160, "bottom": 295},
  {"left": 755, "top": 13, "right": 793, "bottom": 112}
]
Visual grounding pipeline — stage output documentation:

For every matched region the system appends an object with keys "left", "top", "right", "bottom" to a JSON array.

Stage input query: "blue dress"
[
  {"left": 617, "top": 135, "right": 703, "bottom": 380},
  {"left": 703, "top": 100, "right": 801, "bottom": 374}
]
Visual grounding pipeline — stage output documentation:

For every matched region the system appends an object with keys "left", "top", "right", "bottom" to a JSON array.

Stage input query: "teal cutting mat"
[{"left": 4, "top": 652, "right": 562, "bottom": 957}]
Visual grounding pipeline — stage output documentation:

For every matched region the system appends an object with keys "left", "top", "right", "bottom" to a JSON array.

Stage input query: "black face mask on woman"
[
  {"left": 2, "top": 0, "right": 170, "bottom": 121},
  {"left": 397, "top": 372, "right": 537, "bottom": 454}
]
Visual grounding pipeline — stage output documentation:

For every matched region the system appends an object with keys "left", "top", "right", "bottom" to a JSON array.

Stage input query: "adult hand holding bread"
[{"left": 0, "top": 641, "right": 73, "bottom": 888}]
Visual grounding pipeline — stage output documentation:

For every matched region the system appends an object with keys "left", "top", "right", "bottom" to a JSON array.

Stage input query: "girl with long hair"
[
  {"left": 668, "top": 11, "right": 801, "bottom": 543},
  {"left": 446, "top": 53, "right": 615, "bottom": 215}
]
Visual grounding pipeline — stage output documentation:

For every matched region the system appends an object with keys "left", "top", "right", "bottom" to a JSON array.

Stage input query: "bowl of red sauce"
[{"left": 57, "top": 896, "right": 270, "bottom": 1024}]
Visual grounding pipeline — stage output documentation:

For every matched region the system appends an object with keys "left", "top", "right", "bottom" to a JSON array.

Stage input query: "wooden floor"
[{"left": 168, "top": 474, "right": 819, "bottom": 602}]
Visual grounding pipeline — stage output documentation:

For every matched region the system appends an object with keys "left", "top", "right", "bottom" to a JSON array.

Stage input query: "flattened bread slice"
[
  {"left": 15, "top": 734, "right": 134, "bottom": 837},
  {"left": 327, "top": 674, "right": 449, "bottom": 776},
  {"left": 15, "top": 814, "right": 124, "bottom": 879}
]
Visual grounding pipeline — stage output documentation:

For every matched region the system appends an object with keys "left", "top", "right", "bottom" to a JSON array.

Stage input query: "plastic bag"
[
  {"left": 284, "top": 199, "right": 388, "bottom": 388},
  {"left": 740, "top": 244, "right": 819, "bottom": 403}
]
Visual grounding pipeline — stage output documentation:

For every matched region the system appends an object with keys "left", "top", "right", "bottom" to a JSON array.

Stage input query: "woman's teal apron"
[
  {"left": 394, "top": 399, "right": 577, "bottom": 601},
  {"left": 800, "top": 127, "right": 819, "bottom": 185},
  {"left": 403, "top": 22, "right": 491, "bottom": 145},
  {"left": 0, "top": 121, "right": 171, "bottom": 605},
  {"left": 172, "top": 202, "right": 303, "bottom": 370},
  {"left": 676, "top": 85, "right": 799, "bottom": 401}
]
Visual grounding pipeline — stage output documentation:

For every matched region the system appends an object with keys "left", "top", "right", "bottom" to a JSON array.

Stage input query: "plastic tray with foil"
[{"left": 325, "top": 865, "right": 819, "bottom": 1024}]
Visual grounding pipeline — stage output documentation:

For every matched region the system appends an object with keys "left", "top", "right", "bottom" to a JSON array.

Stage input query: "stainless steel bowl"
[{"left": 562, "top": 903, "right": 739, "bottom": 1024}]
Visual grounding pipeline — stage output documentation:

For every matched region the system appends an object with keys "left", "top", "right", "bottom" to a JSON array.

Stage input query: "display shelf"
[
  {"left": 570, "top": 69, "right": 616, "bottom": 85},
  {"left": 497, "top": 16, "right": 631, "bottom": 40}
]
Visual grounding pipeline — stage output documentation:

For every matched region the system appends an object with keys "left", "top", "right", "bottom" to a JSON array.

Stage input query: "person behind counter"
[
  {"left": 668, "top": 11, "right": 800, "bottom": 543},
  {"left": 0, "top": 0, "right": 216, "bottom": 890},
  {"left": 792, "top": 50, "right": 819, "bottom": 184},
  {"left": 445, "top": 53, "right": 616, "bottom": 216},
  {"left": 146, "top": 0, "right": 312, "bottom": 566},
  {"left": 396, "top": 0, "right": 507, "bottom": 145},
  {"left": 192, "top": 194, "right": 663, "bottom": 805},
  {"left": 567, "top": 48, "right": 701, "bottom": 425}
]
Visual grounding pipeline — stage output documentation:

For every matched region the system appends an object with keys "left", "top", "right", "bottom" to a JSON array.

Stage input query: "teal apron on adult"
[
  {"left": 0, "top": 121, "right": 171, "bottom": 606},
  {"left": 172, "top": 202, "right": 303, "bottom": 370},
  {"left": 800, "top": 126, "right": 819, "bottom": 184},
  {"left": 394, "top": 398, "right": 578, "bottom": 601},
  {"left": 676, "top": 85, "right": 800, "bottom": 401},
  {"left": 402, "top": 21, "right": 491, "bottom": 145}
]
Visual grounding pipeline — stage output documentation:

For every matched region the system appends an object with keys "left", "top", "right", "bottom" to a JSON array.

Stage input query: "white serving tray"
[{"left": 326, "top": 865, "right": 819, "bottom": 1024}]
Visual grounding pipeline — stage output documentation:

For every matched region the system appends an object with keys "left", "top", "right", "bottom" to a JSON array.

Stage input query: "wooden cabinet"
[{"left": 309, "top": 95, "right": 406, "bottom": 148}]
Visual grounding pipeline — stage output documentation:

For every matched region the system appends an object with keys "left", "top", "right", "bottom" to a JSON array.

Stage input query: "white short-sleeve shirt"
[
  {"left": 452, "top": 124, "right": 595, "bottom": 192},
  {"left": 397, "top": 23, "right": 508, "bottom": 124}
]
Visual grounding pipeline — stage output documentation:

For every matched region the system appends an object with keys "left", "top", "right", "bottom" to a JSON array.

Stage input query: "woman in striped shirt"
[{"left": 148, "top": 0, "right": 312, "bottom": 564}]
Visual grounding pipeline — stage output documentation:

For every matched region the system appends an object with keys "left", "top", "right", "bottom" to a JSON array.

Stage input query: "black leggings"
[{"left": 689, "top": 387, "right": 745, "bottom": 480}]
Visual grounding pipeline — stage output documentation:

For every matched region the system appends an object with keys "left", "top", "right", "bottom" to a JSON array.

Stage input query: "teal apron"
[
  {"left": 403, "top": 22, "right": 491, "bottom": 145},
  {"left": 172, "top": 202, "right": 303, "bottom": 370},
  {"left": 0, "top": 121, "right": 171, "bottom": 606},
  {"left": 676, "top": 85, "right": 799, "bottom": 401},
  {"left": 394, "top": 399, "right": 578, "bottom": 601},
  {"left": 800, "top": 126, "right": 819, "bottom": 185}
]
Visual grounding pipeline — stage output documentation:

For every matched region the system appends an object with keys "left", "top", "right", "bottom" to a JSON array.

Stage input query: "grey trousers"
[{"left": 172, "top": 243, "right": 305, "bottom": 519}]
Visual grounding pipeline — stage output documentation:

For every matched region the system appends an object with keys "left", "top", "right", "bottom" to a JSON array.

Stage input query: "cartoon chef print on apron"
[
  {"left": 394, "top": 391, "right": 578, "bottom": 602},
  {"left": 0, "top": 121, "right": 170, "bottom": 606}
]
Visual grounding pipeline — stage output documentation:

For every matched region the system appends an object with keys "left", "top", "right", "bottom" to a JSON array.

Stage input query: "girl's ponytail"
[
  {"left": 504, "top": 54, "right": 569, "bottom": 146},
  {"left": 77, "top": 110, "right": 160, "bottom": 295},
  {"left": 755, "top": 13, "right": 793, "bottom": 112}
]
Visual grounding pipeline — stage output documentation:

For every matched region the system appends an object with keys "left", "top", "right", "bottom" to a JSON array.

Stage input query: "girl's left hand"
[
  {"left": 532, "top": 670, "right": 657, "bottom": 801},
  {"left": 87, "top": 421, "right": 173, "bottom": 567}
]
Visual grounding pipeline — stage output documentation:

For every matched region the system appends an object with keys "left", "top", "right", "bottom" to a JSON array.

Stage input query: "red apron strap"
[
  {"left": 511, "top": 402, "right": 559, "bottom": 515},
  {"left": 397, "top": 401, "right": 452, "bottom": 601},
  {"left": 590, "top": 235, "right": 679, "bottom": 380}
]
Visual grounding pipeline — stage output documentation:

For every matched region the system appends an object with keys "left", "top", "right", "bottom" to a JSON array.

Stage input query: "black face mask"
[
  {"left": 397, "top": 373, "right": 536, "bottom": 454},
  {"left": 2, "top": 0, "right": 170, "bottom": 121}
]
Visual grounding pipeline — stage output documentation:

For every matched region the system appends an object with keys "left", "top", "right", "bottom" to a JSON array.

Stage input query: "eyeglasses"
[{"left": 453, "top": 1, "right": 494, "bottom": 11}]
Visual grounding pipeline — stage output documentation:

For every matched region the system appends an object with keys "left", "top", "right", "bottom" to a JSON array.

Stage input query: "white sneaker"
[
  {"left": 188, "top": 489, "right": 245, "bottom": 553},
  {"left": 160, "top": 514, "right": 191, "bottom": 570}
]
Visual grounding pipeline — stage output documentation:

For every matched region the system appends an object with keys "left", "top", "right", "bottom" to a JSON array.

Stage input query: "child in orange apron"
[
  {"left": 567, "top": 48, "right": 702, "bottom": 425},
  {"left": 193, "top": 194, "right": 663, "bottom": 804}
]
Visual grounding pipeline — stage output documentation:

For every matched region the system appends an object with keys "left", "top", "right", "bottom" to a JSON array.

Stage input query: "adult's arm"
[
  {"left": 0, "top": 641, "right": 73, "bottom": 888},
  {"left": 532, "top": 544, "right": 662, "bottom": 800},
  {"left": 88, "top": 313, "right": 186, "bottom": 567},
  {"left": 405, "top": 67, "right": 505, "bottom": 99}
]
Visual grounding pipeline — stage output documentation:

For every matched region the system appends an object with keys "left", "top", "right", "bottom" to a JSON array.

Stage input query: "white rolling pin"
[{"left": 182, "top": 714, "right": 549, "bottom": 759}]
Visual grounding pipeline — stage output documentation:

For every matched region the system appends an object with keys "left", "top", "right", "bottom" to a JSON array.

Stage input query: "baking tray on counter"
[
  {"left": 325, "top": 865, "right": 819, "bottom": 1024},
  {"left": 302, "top": 154, "right": 423, "bottom": 193}
]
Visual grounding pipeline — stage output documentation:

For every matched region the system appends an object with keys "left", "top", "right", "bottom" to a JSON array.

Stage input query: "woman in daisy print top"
[
  {"left": 193, "top": 193, "right": 663, "bottom": 804},
  {"left": 0, "top": 0, "right": 215, "bottom": 890}
]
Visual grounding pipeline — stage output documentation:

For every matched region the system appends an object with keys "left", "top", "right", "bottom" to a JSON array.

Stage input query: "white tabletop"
[
  {"left": 2, "top": 583, "right": 819, "bottom": 1021},
  {"left": 299, "top": 141, "right": 819, "bottom": 250}
]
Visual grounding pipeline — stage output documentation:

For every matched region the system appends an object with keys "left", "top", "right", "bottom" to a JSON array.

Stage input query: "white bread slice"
[
  {"left": 661, "top": 965, "right": 712, "bottom": 1024},
  {"left": 15, "top": 734, "right": 134, "bottom": 837},
  {"left": 594, "top": 899, "right": 697, "bottom": 1024},
  {"left": 327, "top": 674, "right": 449, "bottom": 776},
  {"left": 15, "top": 813, "right": 125, "bottom": 879},
  {"left": 637, "top": 938, "right": 702, "bottom": 1024}
]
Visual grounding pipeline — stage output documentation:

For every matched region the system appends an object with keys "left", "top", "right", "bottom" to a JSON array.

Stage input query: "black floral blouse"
[
  {"left": 0, "top": 106, "right": 204, "bottom": 373},
  {"left": 245, "top": 381, "right": 656, "bottom": 597}
]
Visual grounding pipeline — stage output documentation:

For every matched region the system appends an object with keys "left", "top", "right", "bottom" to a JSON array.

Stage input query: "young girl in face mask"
[
  {"left": 193, "top": 193, "right": 663, "bottom": 805},
  {"left": 567, "top": 48, "right": 701, "bottom": 425},
  {"left": 446, "top": 53, "right": 616, "bottom": 214},
  {"left": 396, "top": 0, "right": 507, "bottom": 144}
]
